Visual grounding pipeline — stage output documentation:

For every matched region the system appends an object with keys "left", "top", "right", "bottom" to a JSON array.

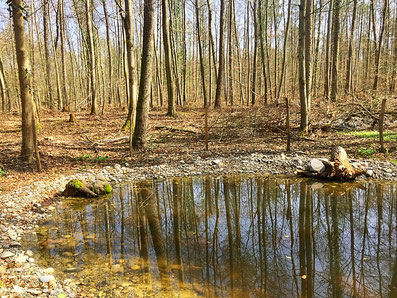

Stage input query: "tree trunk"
[
  {"left": 298, "top": 0, "right": 308, "bottom": 132},
  {"left": 324, "top": 0, "right": 333, "bottom": 100},
  {"left": 86, "top": 0, "right": 96, "bottom": 115},
  {"left": 124, "top": 0, "right": 138, "bottom": 131},
  {"left": 102, "top": 0, "right": 113, "bottom": 105},
  {"left": 163, "top": 0, "right": 176, "bottom": 116},
  {"left": 11, "top": 0, "right": 35, "bottom": 162},
  {"left": 214, "top": 0, "right": 226, "bottom": 109},
  {"left": 195, "top": 0, "right": 208, "bottom": 108},
  {"left": 258, "top": 0, "right": 269, "bottom": 104},
  {"left": 344, "top": 0, "right": 358, "bottom": 92},
  {"left": 132, "top": 0, "right": 155, "bottom": 150},
  {"left": 0, "top": 57, "right": 6, "bottom": 112},
  {"left": 42, "top": 0, "right": 54, "bottom": 109},
  {"left": 373, "top": 0, "right": 388, "bottom": 90},
  {"left": 304, "top": 0, "right": 312, "bottom": 111},
  {"left": 251, "top": 0, "right": 258, "bottom": 105},
  {"left": 59, "top": 0, "right": 68, "bottom": 109},
  {"left": 330, "top": 0, "right": 341, "bottom": 101},
  {"left": 276, "top": 0, "right": 292, "bottom": 101}
]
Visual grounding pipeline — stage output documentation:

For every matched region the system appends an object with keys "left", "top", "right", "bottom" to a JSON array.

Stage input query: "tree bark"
[
  {"left": 195, "top": 0, "right": 208, "bottom": 108},
  {"left": 124, "top": 0, "right": 138, "bottom": 132},
  {"left": 42, "top": 0, "right": 54, "bottom": 109},
  {"left": 214, "top": 0, "right": 226, "bottom": 109},
  {"left": 298, "top": 0, "right": 308, "bottom": 132},
  {"left": 162, "top": 0, "right": 176, "bottom": 116},
  {"left": 330, "top": 0, "right": 341, "bottom": 101},
  {"left": 102, "top": 0, "right": 113, "bottom": 105},
  {"left": 86, "top": 0, "right": 97, "bottom": 115},
  {"left": 344, "top": 0, "right": 358, "bottom": 92},
  {"left": 11, "top": 0, "right": 35, "bottom": 162},
  {"left": 132, "top": 0, "right": 155, "bottom": 150}
]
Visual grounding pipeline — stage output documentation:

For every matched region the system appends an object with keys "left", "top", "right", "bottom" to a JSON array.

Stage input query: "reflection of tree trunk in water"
[
  {"left": 331, "top": 195, "right": 342, "bottom": 298},
  {"left": 360, "top": 188, "right": 370, "bottom": 296},
  {"left": 348, "top": 191, "right": 357, "bottom": 297},
  {"left": 137, "top": 188, "right": 149, "bottom": 271},
  {"left": 213, "top": 178, "right": 221, "bottom": 288},
  {"left": 139, "top": 181, "right": 169, "bottom": 281},
  {"left": 389, "top": 253, "right": 397, "bottom": 297},
  {"left": 120, "top": 187, "right": 125, "bottom": 260},
  {"left": 256, "top": 179, "right": 264, "bottom": 294},
  {"left": 172, "top": 179, "right": 184, "bottom": 283},
  {"left": 262, "top": 179, "right": 269, "bottom": 295},
  {"left": 231, "top": 178, "right": 242, "bottom": 291},
  {"left": 286, "top": 180, "right": 299, "bottom": 296},
  {"left": 104, "top": 200, "right": 113, "bottom": 268},
  {"left": 376, "top": 185, "right": 383, "bottom": 296},
  {"left": 104, "top": 200, "right": 113, "bottom": 295},
  {"left": 305, "top": 187, "right": 313, "bottom": 298},
  {"left": 299, "top": 183, "right": 307, "bottom": 297},
  {"left": 223, "top": 177, "right": 234, "bottom": 293},
  {"left": 204, "top": 177, "right": 210, "bottom": 287}
]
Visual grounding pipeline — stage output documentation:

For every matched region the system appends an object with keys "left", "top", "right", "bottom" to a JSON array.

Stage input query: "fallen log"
[{"left": 297, "top": 146, "right": 366, "bottom": 181}]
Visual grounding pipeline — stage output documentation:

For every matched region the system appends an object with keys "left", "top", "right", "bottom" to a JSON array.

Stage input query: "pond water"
[{"left": 23, "top": 176, "right": 397, "bottom": 297}]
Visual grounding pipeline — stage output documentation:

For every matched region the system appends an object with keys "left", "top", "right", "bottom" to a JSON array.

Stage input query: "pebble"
[
  {"left": 1, "top": 251, "right": 15, "bottom": 259},
  {"left": 39, "top": 275, "right": 55, "bottom": 283}
]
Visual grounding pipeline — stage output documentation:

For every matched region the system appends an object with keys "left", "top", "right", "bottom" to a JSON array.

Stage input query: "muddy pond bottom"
[{"left": 23, "top": 176, "right": 397, "bottom": 297}]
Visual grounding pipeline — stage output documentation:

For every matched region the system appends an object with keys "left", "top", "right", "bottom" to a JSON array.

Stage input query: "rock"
[
  {"left": 62, "top": 179, "right": 98, "bottom": 198},
  {"left": 0, "top": 265, "right": 6, "bottom": 274},
  {"left": 366, "top": 169, "right": 374, "bottom": 177},
  {"left": 39, "top": 275, "right": 55, "bottom": 283},
  {"left": 43, "top": 267, "right": 55, "bottom": 274},
  {"left": 15, "top": 255, "right": 29, "bottom": 264},
  {"left": 1, "top": 251, "right": 15, "bottom": 259},
  {"left": 211, "top": 159, "right": 222, "bottom": 166},
  {"left": 307, "top": 159, "right": 325, "bottom": 173},
  {"left": 26, "top": 250, "right": 33, "bottom": 257},
  {"left": 311, "top": 182, "right": 324, "bottom": 190}
]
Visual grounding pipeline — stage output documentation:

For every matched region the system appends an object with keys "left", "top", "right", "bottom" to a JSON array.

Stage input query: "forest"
[
  {"left": 1, "top": 1, "right": 397, "bottom": 296},
  {"left": 0, "top": 0, "right": 396, "bottom": 170}
]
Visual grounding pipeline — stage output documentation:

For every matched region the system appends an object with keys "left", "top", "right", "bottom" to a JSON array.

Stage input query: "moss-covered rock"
[
  {"left": 62, "top": 174, "right": 113, "bottom": 198},
  {"left": 63, "top": 179, "right": 98, "bottom": 198}
]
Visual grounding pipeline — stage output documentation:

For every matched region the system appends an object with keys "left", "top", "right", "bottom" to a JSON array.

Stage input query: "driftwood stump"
[{"left": 298, "top": 146, "right": 366, "bottom": 181}]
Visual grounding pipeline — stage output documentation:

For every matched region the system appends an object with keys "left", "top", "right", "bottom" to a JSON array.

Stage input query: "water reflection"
[{"left": 23, "top": 176, "right": 397, "bottom": 297}]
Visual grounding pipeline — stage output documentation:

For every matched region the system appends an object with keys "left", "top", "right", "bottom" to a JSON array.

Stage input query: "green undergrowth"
[
  {"left": 75, "top": 154, "right": 109, "bottom": 163},
  {"left": 341, "top": 130, "right": 397, "bottom": 141}
]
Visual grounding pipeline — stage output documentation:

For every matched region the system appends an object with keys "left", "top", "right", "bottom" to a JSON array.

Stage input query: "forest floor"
[{"left": 1, "top": 94, "right": 397, "bottom": 194}]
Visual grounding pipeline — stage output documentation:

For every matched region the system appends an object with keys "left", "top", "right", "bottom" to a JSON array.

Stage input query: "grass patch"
[
  {"left": 0, "top": 168, "right": 7, "bottom": 178},
  {"left": 76, "top": 154, "right": 109, "bottom": 163},
  {"left": 341, "top": 130, "right": 397, "bottom": 141},
  {"left": 357, "top": 147, "right": 377, "bottom": 157}
]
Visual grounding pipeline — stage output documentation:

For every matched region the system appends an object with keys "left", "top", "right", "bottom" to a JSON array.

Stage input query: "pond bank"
[{"left": 1, "top": 151, "right": 397, "bottom": 297}]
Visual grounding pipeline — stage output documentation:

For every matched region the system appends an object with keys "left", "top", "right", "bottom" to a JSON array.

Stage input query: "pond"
[{"left": 23, "top": 176, "right": 397, "bottom": 297}]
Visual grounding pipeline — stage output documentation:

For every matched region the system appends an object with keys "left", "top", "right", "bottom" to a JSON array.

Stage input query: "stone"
[
  {"left": 26, "top": 250, "right": 33, "bottom": 257},
  {"left": 15, "top": 255, "right": 29, "bottom": 264},
  {"left": 211, "top": 159, "right": 222, "bottom": 166},
  {"left": 307, "top": 159, "right": 325, "bottom": 173},
  {"left": 43, "top": 267, "right": 55, "bottom": 274},
  {"left": 1, "top": 251, "right": 15, "bottom": 259},
  {"left": 39, "top": 275, "right": 55, "bottom": 283},
  {"left": 366, "top": 169, "right": 374, "bottom": 177},
  {"left": 0, "top": 265, "right": 6, "bottom": 275}
]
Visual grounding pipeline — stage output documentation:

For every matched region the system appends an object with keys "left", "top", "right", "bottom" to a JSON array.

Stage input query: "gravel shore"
[{"left": 1, "top": 152, "right": 397, "bottom": 297}]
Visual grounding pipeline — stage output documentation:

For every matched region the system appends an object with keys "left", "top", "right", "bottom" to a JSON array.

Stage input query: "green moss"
[
  {"left": 340, "top": 130, "right": 397, "bottom": 141},
  {"left": 104, "top": 184, "right": 112, "bottom": 194},
  {"left": 70, "top": 179, "right": 84, "bottom": 189}
]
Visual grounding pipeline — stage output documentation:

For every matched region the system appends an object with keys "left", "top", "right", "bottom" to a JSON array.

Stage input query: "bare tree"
[
  {"left": 10, "top": 0, "right": 35, "bottom": 162},
  {"left": 214, "top": 0, "right": 226, "bottom": 109},
  {"left": 85, "top": 0, "right": 97, "bottom": 115},
  {"left": 163, "top": 0, "right": 176, "bottom": 116},
  {"left": 132, "top": 0, "right": 155, "bottom": 149}
]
